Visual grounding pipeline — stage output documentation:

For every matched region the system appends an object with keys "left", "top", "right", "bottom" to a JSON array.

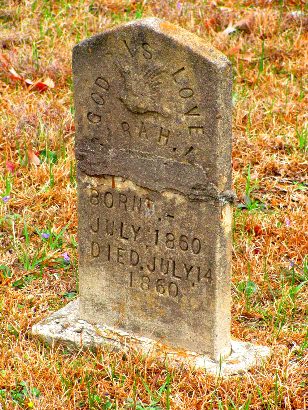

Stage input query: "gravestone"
[
  {"left": 74, "top": 17, "right": 233, "bottom": 361},
  {"left": 32, "top": 18, "right": 270, "bottom": 374}
]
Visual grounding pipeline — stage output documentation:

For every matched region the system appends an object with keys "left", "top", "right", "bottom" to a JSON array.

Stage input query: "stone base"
[{"left": 32, "top": 299, "right": 270, "bottom": 376}]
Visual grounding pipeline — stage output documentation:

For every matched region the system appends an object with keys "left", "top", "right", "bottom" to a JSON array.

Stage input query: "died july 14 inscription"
[{"left": 86, "top": 184, "right": 212, "bottom": 300}]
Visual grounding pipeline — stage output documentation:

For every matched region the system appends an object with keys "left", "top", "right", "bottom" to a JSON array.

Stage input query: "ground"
[{"left": 0, "top": 1, "right": 307, "bottom": 409}]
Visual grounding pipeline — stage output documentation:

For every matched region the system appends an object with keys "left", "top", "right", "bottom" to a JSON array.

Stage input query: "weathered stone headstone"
[
  {"left": 32, "top": 18, "right": 270, "bottom": 374},
  {"left": 73, "top": 17, "right": 233, "bottom": 361}
]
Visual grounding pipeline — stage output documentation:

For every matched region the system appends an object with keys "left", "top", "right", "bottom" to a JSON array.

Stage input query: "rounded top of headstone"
[{"left": 73, "top": 17, "right": 230, "bottom": 70}]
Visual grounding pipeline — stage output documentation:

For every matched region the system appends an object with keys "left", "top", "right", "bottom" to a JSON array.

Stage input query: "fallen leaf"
[
  {"left": 28, "top": 149, "right": 40, "bottom": 166},
  {"left": 244, "top": 222, "right": 264, "bottom": 236},
  {"left": 32, "top": 82, "right": 48, "bottom": 92},
  {"left": 8, "top": 67, "right": 23, "bottom": 81},
  {"left": 6, "top": 160, "right": 15, "bottom": 173},
  {"left": 253, "top": 225, "right": 263, "bottom": 236},
  {"left": 228, "top": 45, "right": 241, "bottom": 57},
  {"left": 204, "top": 17, "right": 218, "bottom": 30},
  {"left": 232, "top": 159, "right": 240, "bottom": 170},
  {"left": 240, "top": 311, "right": 263, "bottom": 320},
  {"left": 222, "top": 24, "right": 237, "bottom": 35},
  {"left": 0, "top": 53, "right": 10, "bottom": 69},
  {"left": 222, "top": 13, "right": 255, "bottom": 36},
  {"left": 3, "top": 65, "right": 55, "bottom": 92},
  {"left": 25, "top": 78, "right": 34, "bottom": 86},
  {"left": 235, "top": 14, "right": 255, "bottom": 33},
  {"left": 30, "top": 77, "right": 55, "bottom": 92},
  {"left": 42, "top": 77, "right": 54, "bottom": 88}
]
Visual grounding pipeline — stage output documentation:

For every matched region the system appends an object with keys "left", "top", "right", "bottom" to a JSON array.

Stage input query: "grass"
[{"left": 0, "top": 0, "right": 307, "bottom": 409}]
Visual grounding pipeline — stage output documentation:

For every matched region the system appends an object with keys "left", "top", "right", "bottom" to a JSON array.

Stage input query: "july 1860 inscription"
[{"left": 73, "top": 18, "right": 233, "bottom": 361}]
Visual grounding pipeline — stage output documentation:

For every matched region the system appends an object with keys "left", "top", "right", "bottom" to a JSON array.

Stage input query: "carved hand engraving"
[{"left": 118, "top": 62, "right": 170, "bottom": 117}]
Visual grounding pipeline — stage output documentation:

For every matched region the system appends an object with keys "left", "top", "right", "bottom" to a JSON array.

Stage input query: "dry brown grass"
[{"left": 0, "top": 0, "right": 307, "bottom": 409}]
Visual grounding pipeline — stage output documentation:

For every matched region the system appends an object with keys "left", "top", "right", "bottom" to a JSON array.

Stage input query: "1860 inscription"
[{"left": 74, "top": 18, "right": 233, "bottom": 359}]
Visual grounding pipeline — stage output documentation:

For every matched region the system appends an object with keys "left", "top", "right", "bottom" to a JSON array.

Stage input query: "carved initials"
[
  {"left": 185, "top": 105, "right": 200, "bottom": 116},
  {"left": 123, "top": 40, "right": 152, "bottom": 59},
  {"left": 172, "top": 67, "right": 185, "bottom": 83}
]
